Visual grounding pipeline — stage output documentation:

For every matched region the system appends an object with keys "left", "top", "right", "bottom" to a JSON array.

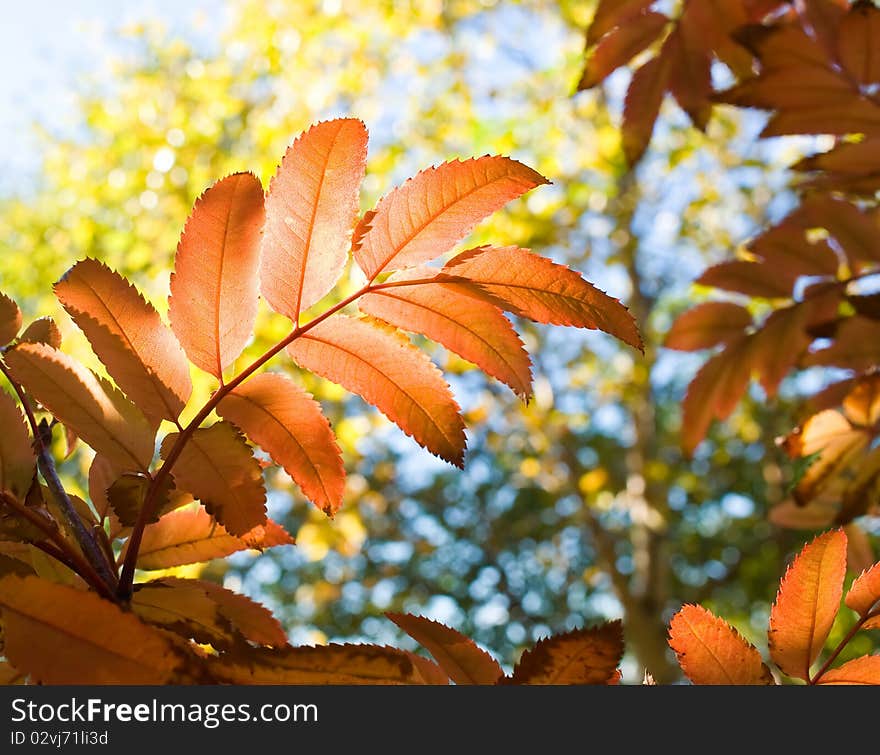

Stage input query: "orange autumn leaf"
[
  {"left": 178, "top": 577, "right": 288, "bottom": 647},
  {"left": 668, "top": 604, "right": 774, "bottom": 685},
  {"left": 780, "top": 410, "right": 869, "bottom": 506},
  {"left": 360, "top": 267, "right": 533, "bottom": 399},
  {"left": 768, "top": 529, "right": 847, "bottom": 681},
  {"left": 442, "top": 246, "right": 642, "bottom": 350},
  {"left": 261, "top": 118, "right": 367, "bottom": 322},
  {"left": 169, "top": 172, "right": 265, "bottom": 378},
  {"left": 209, "top": 643, "right": 429, "bottom": 684},
  {"left": 0, "top": 575, "right": 179, "bottom": 684},
  {"left": 816, "top": 655, "right": 880, "bottom": 685},
  {"left": 217, "top": 372, "right": 345, "bottom": 516},
  {"left": 664, "top": 302, "right": 751, "bottom": 352},
  {"left": 4, "top": 343, "right": 154, "bottom": 472},
  {"left": 55, "top": 259, "right": 192, "bottom": 426},
  {"left": 135, "top": 505, "right": 292, "bottom": 570},
  {"left": 288, "top": 315, "right": 466, "bottom": 466},
  {"left": 502, "top": 621, "right": 623, "bottom": 685},
  {"left": 0, "top": 291, "right": 21, "bottom": 347},
  {"left": 387, "top": 613, "right": 503, "bottom": 685},
  {"left": 846, "top": 561, "right": 880, "bottom": 617},
  {"left": 0, "top": 389, "right": 34, "bottom": 500},
  {"left": 353, "top": 156, "right": 548, "bottom": 281},
  {"left": 161, "top": 422, "right": 266, "bottom": 536},
  {"left": 18, "top": 317, "right": 61, "bottom": 348},
  {"left": 133, "top": 577, "right": 287, "bottom": 648}
]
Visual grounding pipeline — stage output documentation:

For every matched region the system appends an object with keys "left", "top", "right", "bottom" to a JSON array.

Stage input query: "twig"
[
  {"left": 0, "top": 491, "right": 115, "bottom": 600},
  {"left": 0, "top": 360, "right": 118, "bottom": 591},
  {"left": 117, "top": 276, "right": 440, "bottom": 597}
]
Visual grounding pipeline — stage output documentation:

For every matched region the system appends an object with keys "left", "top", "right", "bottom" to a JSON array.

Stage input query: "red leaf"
[
  {"left": 387, "top": 613, "right": 503, "bottom": 685},
  {"left": 217, "top": 372, "right": 345, "bottom": 516},
  {"left": 288, "top": 315, "right": 466, "bottom": 466},
  {"left": 846, "top": 561, "right": 880, "bottom": 617},
  {"left": 621, "top": 48, "right": 672, "bottom": 167},
  {"left": 55, "top": 259, "right": 192, "bottom": 426},
  {"left": 577, "top": 11, "right": 668, "bottom": 90},
  {"left": 668, "top": 604, "right": 774, "bottom": 685},
  {"left": 696, "top": 260, "right": 798, "bottom": 299},
  {"left": 836, "top": 1, "right": 880, "bottom": 86},
  {"left": 169, "top": 172, "right": 265, "bottom": 377},
  {"left": 586, "top": 0, "right": 656, "bottom": 45},
  {"left": 4, "top": 343, "right": 154, "bottom": 472},
  {"left": 768, "top": 529, "right": 847, "bottom": 681},
  {"left": 360, "top": 267, "right": 533, "bottom": 398},
  {"left": 0, "top": 292, "right": 21, "bottom": 347},
  {"left": 161, "top": 422, "right": 266, "bottom": 536},
  {"left": 502, "top": 621, "right": 623, "bottom": 685},
  {"left": 681, "top": 334, "right": 754, "bottom": 456},
  {"left": 353, "top": 156, "right": 548, "bottom": 281},
  {"left": 668, "top": 12, "right": 713, "bottom": 130},
  {"left": 443, "top": 246, "right": 642, "bottom": 350},
  {"left": 261, "top": 119, "right": 368, "bottom": 322},
  {"left": 664, "top": 302, "right": 751, "bottom": 352}
]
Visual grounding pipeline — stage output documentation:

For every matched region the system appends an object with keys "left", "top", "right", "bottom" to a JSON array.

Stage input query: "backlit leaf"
[
  {"left": 353, "top": 156, "right": 548, "bottom": 280},
  {"left": 816, "top": 655, "right": 880, "bottom": 685},
  {"left": 18, "top": 317, "right": 61, "bottom": 348},
  {"left": 169, "top": 172, "right": 265, "bottom": 377},
  {"left": 664, "top": 302, "right": 751, "bottom": 352},
  {"left": 210, "top": 643, "right": 428, "bottom": 684},
  {"left": 217, "top": 372, "right": 345, "bottom": 516},
  {"left": 0, "top": 389, "right": 34, "bottom": 499},
  {"left": 577, "top": 11, "right": 668, "bottom": 90},
  {"left": 846, "top": 561, "right": 880, "bottom": 617},
  {"left": 0, "top": 575, "right": 178, "bottom": 684},
  {"left": 55, "top": 258, "right": 192, "bottom": 425},
  {"left": 0, "top": 292, "right": 21, "bottom": 346},
  {"left": 780, "top": 410, "right": 869, "bottom": 506},
  {"left": 768, "top": 529, "right": 847, "bottom": 681},
  {"left": 161, "top": 422, "right": 267, "bottom": 536},
  {"left": 360, "top": 268, "right": 532, "bottom": 398},
  {"left": 169, "top": 577, "right": 287, "bottom": 647},
  {"left": 4, "top": 343, "right": 153, "bottom": 472},
  {"left": 836, "top": 1, "right": 880, "bottom": 86},
  {"left": 387, "top": 613, "right": 503, "bottom": 685},
  {"left": 696, "top": 260, "right": 797, "bottom": 299},
  {"left": 288, "top": 315, "right": 466, "bottom": 466},
  {"left": 443, "top": 246, "right": 642, "bottom": 350},
  {"left": 586, "top": 0, "right": 655, "bottom": 45},
  {"left": 135, "top": 505, "right": 292, "bottom": 570},
  {"left": 668, "top": 604, "right": 774, "bottom": 685},
  {"left": 621, "top": 48, "right": 672, "bottom": 167},
  {"left": 502, "top": 621, "right": 623, "bottom": 685},
  {"left": 681, "top": 334, "right": 754, "bottom": 456},
  {"left": 843, "top": 375, "right": 880, "bottom": 428},
  {"left": 261, "top": 118, "right": 367, "bottom": 322}
]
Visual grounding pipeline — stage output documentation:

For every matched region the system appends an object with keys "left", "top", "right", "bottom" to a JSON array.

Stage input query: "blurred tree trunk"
[{"left": 604, "top": 173, "right": 677, "bottom": 682}]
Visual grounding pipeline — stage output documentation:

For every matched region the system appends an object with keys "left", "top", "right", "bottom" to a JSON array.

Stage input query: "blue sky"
[{"left": 0, "top": 0, "right": 225, "bottom": 192}]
